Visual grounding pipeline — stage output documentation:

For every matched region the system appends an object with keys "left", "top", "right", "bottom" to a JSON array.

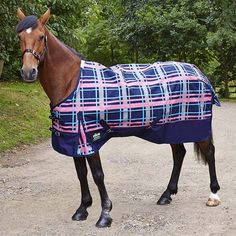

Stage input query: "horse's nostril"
[
  {"left": 30, "top": 68, "right": 38, "bottom": 79},
  {"left": 32, "top": 68, "right": 37, "bottom": 76}
]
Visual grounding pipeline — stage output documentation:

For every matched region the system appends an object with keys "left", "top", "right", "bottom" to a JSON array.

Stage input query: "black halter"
[{"left": 22, "top": 36, "right": 47, "bottom": 63}]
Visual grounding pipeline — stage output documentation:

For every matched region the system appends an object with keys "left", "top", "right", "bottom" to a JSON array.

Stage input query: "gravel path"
[{"left": 0, "top": 102, "right": 236, "bottom": 236}]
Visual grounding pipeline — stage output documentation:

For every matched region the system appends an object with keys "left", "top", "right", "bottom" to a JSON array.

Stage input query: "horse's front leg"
[
  {"left": 157, "top": 144, "right": 186, "bottom": 205},
  {"left": 87, "top": 152, "right": 113, "bottom": 228},
  {"left": 72, "top": 157, "right": 93, "bottom": 221},
  {"left": 197, "top": 139, "right": 221, "bottom": 206}
]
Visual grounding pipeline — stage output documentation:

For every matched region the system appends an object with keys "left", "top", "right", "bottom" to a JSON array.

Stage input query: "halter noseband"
[{"left": 22, "top": 36, "right": 47, "bottom": 63}]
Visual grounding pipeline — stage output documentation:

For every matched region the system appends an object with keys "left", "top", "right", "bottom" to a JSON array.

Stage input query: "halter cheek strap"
[{"left": 22, "top": 36, "right": 47, "bottom": 63}]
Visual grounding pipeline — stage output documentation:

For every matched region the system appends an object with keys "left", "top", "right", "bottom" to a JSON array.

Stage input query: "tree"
[
  {"left": 207, "top": 0, "right": 236, "bottom": 97},
  {"left": 1, "top": 0, "right": 236, "bottom": 94},
  {"left": 116, "top": 0, "right": 213, "bottom": 66},
  {"left": 75, "top": 0, "right": 129, "bottom": 65}
]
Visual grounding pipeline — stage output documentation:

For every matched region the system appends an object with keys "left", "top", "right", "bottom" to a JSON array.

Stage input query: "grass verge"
[
  {"left": 220, "top": 98, "right": 236, "bottom": 103},
  {"left": 0, "top": 81, "right": 50, "bottom": 153}
]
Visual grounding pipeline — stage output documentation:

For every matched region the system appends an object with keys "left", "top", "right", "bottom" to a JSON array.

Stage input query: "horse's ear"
[
  {"left": 39, "top": 9, "right": 51, "bottom": 25},
  {"left": 17, "top": 8, "right": 25, "bottom": 21}
]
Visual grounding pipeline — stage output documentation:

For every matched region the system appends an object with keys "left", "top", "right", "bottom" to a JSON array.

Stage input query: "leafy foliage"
[
  {"left": 0, "top": 0, "right": 236, "bottom": 97},
  {"left": 207, "top": 0, "right": 236, "bottom": 97}
]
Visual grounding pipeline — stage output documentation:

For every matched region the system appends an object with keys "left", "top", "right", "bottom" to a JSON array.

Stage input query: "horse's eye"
[{"left": 39, "top": 35, "right": 45, "bottom": 41}]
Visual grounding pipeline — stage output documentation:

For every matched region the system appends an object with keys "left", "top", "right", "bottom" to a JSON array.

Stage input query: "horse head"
[{"left": 16, "top": 8, "right": 50, "bottom": 82}]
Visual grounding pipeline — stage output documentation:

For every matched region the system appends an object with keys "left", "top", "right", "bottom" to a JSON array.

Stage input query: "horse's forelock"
[{"left": 16, "top": 15, "right": 38, "bottom": 33}]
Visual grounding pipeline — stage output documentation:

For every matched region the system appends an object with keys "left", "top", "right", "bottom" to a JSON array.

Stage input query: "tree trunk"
[
  {"left": 110, "top": 45, "right": 114, "bottom": 65},
  {"left": 135, "top": 48, "right": 139, "bottom": 63},
  {"left": 224, "top": 75, "right": 230, "bottom": 98},
  {"left": 0, "top": 60, "right": 4, "bottom": 78}
]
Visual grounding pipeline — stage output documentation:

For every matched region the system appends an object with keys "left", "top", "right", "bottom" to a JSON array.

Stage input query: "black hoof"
[
  {"left": 96, "top": 215, "right": 113, "bottom": 228},
  {"left": 157, "top": 196, "right": 172, "bottom": 205},
  {"left": 72, "top": 209, "right": 88, "bottom": 221}
]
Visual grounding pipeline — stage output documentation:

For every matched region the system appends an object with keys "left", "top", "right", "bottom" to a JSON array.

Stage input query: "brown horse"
[{"left": 16, "top": 9, "right": 221, "bottom": 228}]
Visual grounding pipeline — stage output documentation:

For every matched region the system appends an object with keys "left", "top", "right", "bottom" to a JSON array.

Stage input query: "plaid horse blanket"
[{"left": 50, "top": 60, "right": 220, "bottom": 157}]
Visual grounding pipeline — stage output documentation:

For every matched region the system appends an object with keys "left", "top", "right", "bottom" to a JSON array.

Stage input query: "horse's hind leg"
[
  {"left": 72, "top": 157, "right": 92, "bottom": 221},
  {"left": 157, "top": 144, "right": 186, "bottom": 205},
  {"left": 87, "top": 152, "right": 112, "bottom": 228},
  {"left": 196, "top": 138, "right": 221, "bottom": 206}
]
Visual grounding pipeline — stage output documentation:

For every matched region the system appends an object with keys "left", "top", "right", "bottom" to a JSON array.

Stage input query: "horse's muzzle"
[{"left": 20, "top": 68, "right": 38, "bottom": 82}]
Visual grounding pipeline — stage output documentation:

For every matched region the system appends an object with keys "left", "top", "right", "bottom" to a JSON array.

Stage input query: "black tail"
[{"left": 194, "top": 133, "right": 214, "bottom": 165}]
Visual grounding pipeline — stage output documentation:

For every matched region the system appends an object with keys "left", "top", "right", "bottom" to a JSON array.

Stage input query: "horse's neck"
[{"left": 38, "top": 29, "right": 81, "bottom": 106}]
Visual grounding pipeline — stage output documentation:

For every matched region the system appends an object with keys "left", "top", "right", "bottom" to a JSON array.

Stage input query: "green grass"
[
  {"left": 0, "top": 81, "right": 50, "bottom": 152},
  {"left": 220, "top": 98, "right": 236, "bottom": 103},
  {"left": 215, "top": 86, "right": 236, "bottom": 99}
]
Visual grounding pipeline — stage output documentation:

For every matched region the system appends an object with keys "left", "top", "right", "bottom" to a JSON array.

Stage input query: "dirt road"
[{"left": 0, "top": 102, "right": 236, "bottom": 236}]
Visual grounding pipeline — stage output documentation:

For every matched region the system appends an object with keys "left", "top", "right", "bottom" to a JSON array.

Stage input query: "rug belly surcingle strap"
[{"left": 99, "top": 119, "right": 112, "bottom": 134}]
